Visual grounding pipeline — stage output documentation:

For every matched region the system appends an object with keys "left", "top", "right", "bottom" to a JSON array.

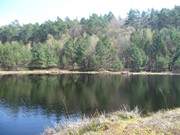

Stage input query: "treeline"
[{"left": 0, "top": 6, "right": 180, "bottom": 71}]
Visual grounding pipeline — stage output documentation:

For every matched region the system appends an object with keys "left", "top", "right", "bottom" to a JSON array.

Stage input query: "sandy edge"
[{"left": 0, "top": 69, "right": 179, "bottom": 75}]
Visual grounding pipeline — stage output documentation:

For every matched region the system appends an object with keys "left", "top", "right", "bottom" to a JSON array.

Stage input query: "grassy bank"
[
  {"left": 44, "top": 108, "right": 180, "bottom": 135},
  {"left": 0, "top": 69, "right": 180, "bottom": 75}
]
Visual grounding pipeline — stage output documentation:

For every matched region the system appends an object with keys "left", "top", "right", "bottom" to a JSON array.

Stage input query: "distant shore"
[{"left": 0, "top": 69, "right": 180, "bottom": 75}]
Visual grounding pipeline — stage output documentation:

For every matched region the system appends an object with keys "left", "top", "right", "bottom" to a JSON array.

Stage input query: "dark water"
[{"left": 0, "top": 74, "right": 180, "bottom": 135}]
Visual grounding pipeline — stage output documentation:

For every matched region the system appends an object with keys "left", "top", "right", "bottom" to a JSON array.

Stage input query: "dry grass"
[
  {"left": 0, "top": 69, "right": 180, "bottom": 76},
  {"left": 43, "top": 108, "right": 180, "bottom": 135}
]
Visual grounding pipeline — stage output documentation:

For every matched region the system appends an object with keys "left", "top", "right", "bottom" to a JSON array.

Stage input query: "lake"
[{"left": 0, "top": 74, "right": 180, "bottom": 135}]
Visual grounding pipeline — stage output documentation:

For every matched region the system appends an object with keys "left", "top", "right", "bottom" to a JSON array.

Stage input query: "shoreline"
[
  {"left": 0, "top": 69, "right": 179, "bottom": 75},
  {"left": 0, "top": 69, "right": 180, "bottom": 76},
  {"left": 44, "top": 108, "right": 180, "bottom": 135}
]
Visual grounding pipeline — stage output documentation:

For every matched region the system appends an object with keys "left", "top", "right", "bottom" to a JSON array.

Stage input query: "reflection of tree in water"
[
  {"left": 0, "top": 75, "right": 128, "bottom": 117},
  {"left": 0, "top": 75, "right": 180, "bottom": 118},
  {"left": 125, "top": 75, "right": 180, "bottom": 113}
]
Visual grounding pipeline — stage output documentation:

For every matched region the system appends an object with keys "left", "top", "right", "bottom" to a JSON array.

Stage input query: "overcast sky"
[{"left": 0, "top": 0, "right": 180, "bottom": 26}]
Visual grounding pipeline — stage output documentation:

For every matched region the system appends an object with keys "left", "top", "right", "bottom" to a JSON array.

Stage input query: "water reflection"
[
  {"left": 0, "top": 75, "right": 180, "bottom": 135},
  {"left": 0, "top": 75, "right": 128, "bottom": 117},
  {"left": 0, "top": 75, "right": 180, "bottom": 115}
]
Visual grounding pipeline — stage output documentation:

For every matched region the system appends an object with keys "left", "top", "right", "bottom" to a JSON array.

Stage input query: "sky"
[{"left": 0, "top": 0, "right": 180, "bottom": 26}]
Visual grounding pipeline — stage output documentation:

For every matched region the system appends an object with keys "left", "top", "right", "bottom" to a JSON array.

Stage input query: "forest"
[{"left": 0, "top": 6, "right": 180, "bottom": 71}]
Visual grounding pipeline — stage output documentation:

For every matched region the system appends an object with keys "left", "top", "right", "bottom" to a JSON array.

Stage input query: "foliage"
[
  {"left": 126, "top": 45, "right": 146, "bottom": 71},
  {"left": 61, "top": 39, "right": 76, "bottom": 69},
  {"left": 94, "top": 37, "right": 123, "bottom": 70},
  {"left": 156, "top": 56, "right": 169, "bottom": 70},
  {"left": 0, "top": 42, "right": 32, "bottom": 69},
  {"left": 31, "top": 43, "right": 59, "bottom": 68},
  {"left": 0, "top": 7, "right": 180, "bottom": 71}
]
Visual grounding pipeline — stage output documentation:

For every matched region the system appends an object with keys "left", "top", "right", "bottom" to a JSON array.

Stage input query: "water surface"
[{"left": 0, "top": 74, "right": 180, "bottom": 135}]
